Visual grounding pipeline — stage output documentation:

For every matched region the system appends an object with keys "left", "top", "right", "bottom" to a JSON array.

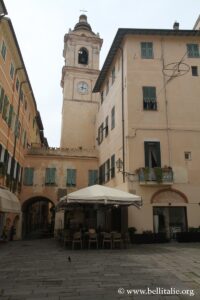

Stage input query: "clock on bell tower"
[{"left": 60, "top": 15, "right": 103, "bottom": 149}]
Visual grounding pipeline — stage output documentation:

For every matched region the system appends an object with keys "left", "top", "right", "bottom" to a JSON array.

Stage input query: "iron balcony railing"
[{"left": 137, "top": 167, "right": 173, "bottom": 184}]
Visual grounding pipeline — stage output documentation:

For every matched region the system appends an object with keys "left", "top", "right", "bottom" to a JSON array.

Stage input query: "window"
[
  {"left": 16, "top": 78, "right": 19, "bottom": 92},
  {"left": 1, "top": 40, "right": 7, "bottom": 60},
  {"left": 144, "top": 142, "right": 161, "bottom": 168},
  {"left": 8, "top": 105, "right": 13, "bottom": 128},
  {"left": 112, "top": 66, "right": 115, "bottom": 84},
  {"left": 105, "top": 116, "right": 109, "bottom": 137},
  {"left": 143, "top": 86, "right": 157, "bottom": 110},
  {"left": 111, "top": 106, "right": 115, "bottom": 129},
  {"left": 10, "top": 63, "right": 15, "bottom": 80},
  {"left": 88, "top": 170, "right": 98, "bottom": 186},
  {"left": 2, "top": 95, "right": 9, "bottom": 122},
  {"left": 187, "top": 44, "right": 199, "bottom": 58},
  {"left": 100, "top": 91, "right": 104, "bottom": 104},
  {"left": 14, "top": 118, "right": 20, "bottom": 137},
  {"left": 191, "top": 66, "right": 198, "bottom": 76},
  {"left": 111, "top": 154, "right": 115, "bottom": 178},
  {"left": 141, "top": 42, "right": 153, "bottom": 59},
  {"left": 67, "top": 169, "right": 76, "bottom": 187},
  {"left": 20, "top": 89, "right": 24, "bottom": 102},
  {"left": 45, "top": 168, "right": 56, "bottom": 185},
  {"left": 0, "top": 85, "right": 5, "bottom": 113},
  {"left": 184, "top": 152, "right": 191, "bottom": 160},
  {"left": 106, "top": 79, "right": 109, "bottom": 95},
  {"left": 23, "top": 168, "right": 34, "bottom": 186},
  {"left": 105, "top": 159, "right": 110, "bottom": 182},
  {"left": 97, "top": 123, "right": 104, "bottom": 145},
  {"left": 99, "top": 163, "right": 105, "bottom": 184},
  {"left": 78, "top": 47, "right": 88, "bottom": 65}
]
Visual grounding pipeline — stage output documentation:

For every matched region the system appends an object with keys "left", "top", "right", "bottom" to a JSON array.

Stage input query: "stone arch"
[
  {"left": 151, "top": 188, "right": 188, "bottom": 204},
  {"left": 22, "top": 196, "right": 55, "bottom": 239}
]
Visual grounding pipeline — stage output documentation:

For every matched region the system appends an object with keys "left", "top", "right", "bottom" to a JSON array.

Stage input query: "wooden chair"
[
  {"left": 112, "top": 232, "right": 123, "bottom": 249},
  {"left": 88, "top": 232, "right": 98, "bottom": 249},
  {"left": 72, "top": 232, "right": 82, "bottom": 249},
  {"left": 102, "top": 232, "right": 112, "bottom": 249}
]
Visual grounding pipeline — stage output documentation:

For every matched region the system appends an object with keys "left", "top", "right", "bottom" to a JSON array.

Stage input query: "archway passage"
[
  {"left": 22, "top": 197, "right": 55, "bottom": 239},
  {"left": 151, "top": 189, "right": 188, "bottom": 239}
]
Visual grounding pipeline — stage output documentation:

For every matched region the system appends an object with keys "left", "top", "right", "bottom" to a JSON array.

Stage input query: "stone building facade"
[{"left": 1, "top": 0, "right": 200, "bottom": 239}]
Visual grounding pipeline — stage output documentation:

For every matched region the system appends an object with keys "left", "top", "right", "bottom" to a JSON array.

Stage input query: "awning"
[
  {"left": 0, "top": 188, "right": 21, "bottom": 213},
  {"left": 59, "top": 184, "right": 142, "bottom": 208}
]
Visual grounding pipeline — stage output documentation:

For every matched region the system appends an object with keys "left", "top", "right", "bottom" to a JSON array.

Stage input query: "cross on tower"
[{"left": 80, "top": 9, "right": 88, "bottom": 13}]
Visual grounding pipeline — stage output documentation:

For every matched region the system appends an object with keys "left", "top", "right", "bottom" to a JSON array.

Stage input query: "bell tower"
[{"left": 60, "top": 15, "right": 103, "bottom": 149}]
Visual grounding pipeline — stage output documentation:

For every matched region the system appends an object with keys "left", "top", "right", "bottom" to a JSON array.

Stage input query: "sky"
[{"left": 5, "top": 0, "right": 200, "bottom": 146}]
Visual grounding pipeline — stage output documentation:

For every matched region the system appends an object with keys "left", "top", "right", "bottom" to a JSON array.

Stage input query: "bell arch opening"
[{"left": 78, "top": 47, "right": 88, "bottom": 65}]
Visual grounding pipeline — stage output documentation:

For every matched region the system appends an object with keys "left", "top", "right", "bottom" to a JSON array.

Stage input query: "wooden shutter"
[
  {"left": 45, "top": 168, "right": 50, "bottom": 184},
  {"left": 67, "top": 169, "right": 76, "bottom": 186},
  {"left": 0, "top": 86, "right": 4, "bottom": 112},
  {"left": 8, "top": 105, "right": 13, "bottom": 127},
  {"left": 88, "top": 170, "right": 98, "bottom": 186},
  {"left": 111, "top": 154, "right": 115, "bottom": 178},
  {"left": 111, "top": 106, "right": 115, "bottom": 129},
  {"left": 50, "top": 168, "right": 56, "bottom": 184}
]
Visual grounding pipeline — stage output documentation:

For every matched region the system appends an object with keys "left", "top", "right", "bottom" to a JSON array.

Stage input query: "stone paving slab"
[{"left": 0, "top": 239, "right": 200, "bottom": 299}]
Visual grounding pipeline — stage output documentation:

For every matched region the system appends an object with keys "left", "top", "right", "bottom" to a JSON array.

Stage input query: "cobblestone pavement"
[{"left": 0, "top": 239, "right": 200, "bottom": 300}]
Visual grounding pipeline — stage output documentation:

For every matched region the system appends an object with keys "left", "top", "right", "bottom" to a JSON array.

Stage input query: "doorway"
[{"left": 153, "top": 206, "right": 187, "bottom": 239}]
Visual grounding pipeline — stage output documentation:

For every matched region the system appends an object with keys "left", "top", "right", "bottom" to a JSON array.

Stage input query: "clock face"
[{"left": 77, "top": 81, "right": 89, "bottom": 94}]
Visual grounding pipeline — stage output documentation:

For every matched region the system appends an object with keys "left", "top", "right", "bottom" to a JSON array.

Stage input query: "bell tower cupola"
[{"left": 60, "top": 15, "right": 103, "bottom": 149}]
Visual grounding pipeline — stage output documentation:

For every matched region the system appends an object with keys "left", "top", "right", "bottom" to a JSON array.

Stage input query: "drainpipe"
[{"left": 119, "top": 46, "right": 125, "bottom": 183}]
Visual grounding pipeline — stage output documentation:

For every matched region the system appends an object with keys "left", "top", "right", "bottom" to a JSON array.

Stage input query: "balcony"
[{"left": 137, "top": 167, "right": 173, "bottom": 185}]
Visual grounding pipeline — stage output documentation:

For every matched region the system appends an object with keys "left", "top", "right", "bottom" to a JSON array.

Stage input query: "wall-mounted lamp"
[{"left": 116, "top": 158, "right": 135, "bottom": 181}]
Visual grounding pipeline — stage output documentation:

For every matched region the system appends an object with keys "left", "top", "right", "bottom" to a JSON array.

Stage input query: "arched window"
[{"left": 78, "top": 48, "right": 88, "bottom": 65}]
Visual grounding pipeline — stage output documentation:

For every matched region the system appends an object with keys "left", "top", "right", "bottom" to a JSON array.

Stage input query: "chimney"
[{"left": 173, "top": 22, "right": 179, "bottom": 30}]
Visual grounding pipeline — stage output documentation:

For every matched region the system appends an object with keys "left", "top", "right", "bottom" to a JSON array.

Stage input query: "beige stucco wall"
[
  {"left": 20, "top": 148, "right": 99, "bottom": 206},
  {"left": 96, "top": 33, "right": 200, "bottom": 233}
]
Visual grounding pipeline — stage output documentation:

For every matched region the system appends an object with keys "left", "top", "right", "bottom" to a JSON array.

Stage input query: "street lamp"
[{"left": 116, "top": 158, "right": 135, "bottom": 181}]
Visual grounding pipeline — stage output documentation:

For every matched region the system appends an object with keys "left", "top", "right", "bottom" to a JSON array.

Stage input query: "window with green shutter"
[
  {"left": 0, "top": 86, "right": 5, "bottom": 113},
  {"left": 141, "top": 42, "right": 153, "bottom": 59},
  {"left": 111, "top": 106, "right": 115, "bottom": 129},
  {"left": 105, "top": 159, "right": 110, "bottom": 182},
  {"left": 88, "top": 170, "right": 98, "bottom": 186},
  {"left": 143, "top": 86, "right": 157, "bottom": 110},
  {"left": 8, "top": 105, "right": 13, "bottom": 127},
  {"left": 23, "top": 168, "right": 34, "bottom": 186},
  {"left": 2, "top": 95, "right": 9, "bottom": 121},
  {"left": 1, "top": 41, "right": 7, "bottom": 60},
  {"left": 111, "top": 154, "right": 115, "bottom": 178},
  {"left": 187, "top": 44, "right": 199, "bottom": 58},
  {"left": 105, "top": 116, "right": 109, "bottom": 137},
  {"left": 45, "top": 168, "right": 56, "bottom": 185},
  {"left": 10, "top": 63, "right": 15, "bottom": 80},
  {"left": 66, "top": 169, "right": 76, "bottom": 187}
]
